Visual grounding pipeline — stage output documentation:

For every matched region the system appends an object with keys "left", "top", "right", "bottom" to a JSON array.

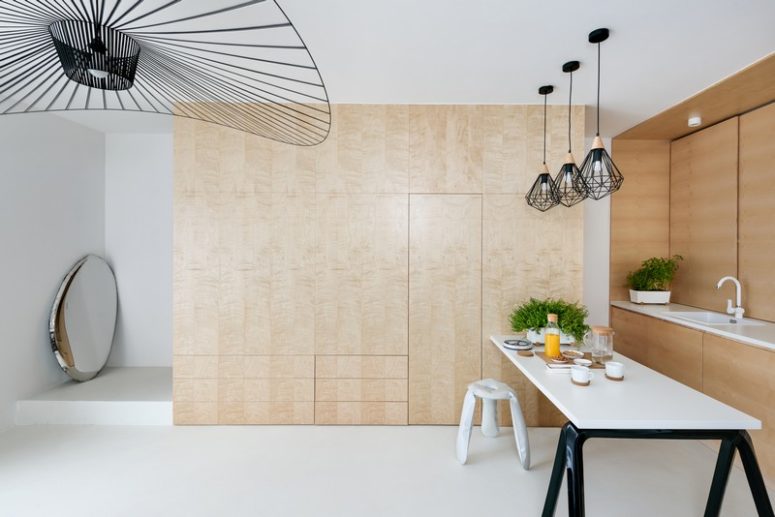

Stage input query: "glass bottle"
[
  {"left": 590, "top": 326, "right": 615, "bottom": 364},
  {"left": 545, "top": 313, "right": 561, "bottom": 359}
]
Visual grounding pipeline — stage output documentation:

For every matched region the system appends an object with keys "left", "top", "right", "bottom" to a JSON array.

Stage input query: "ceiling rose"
[{"left": 0, "top": 0, "right": 331, "bottom": 145}]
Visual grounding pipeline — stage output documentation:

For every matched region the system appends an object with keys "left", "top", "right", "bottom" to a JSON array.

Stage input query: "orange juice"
[{"left": 545, "top": 332, "right": 561, "bottom": 358}]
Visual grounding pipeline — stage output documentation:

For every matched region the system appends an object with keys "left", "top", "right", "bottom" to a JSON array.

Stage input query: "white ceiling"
[{"left": 56, "top": 0, "right": 775, "bottom": 137}]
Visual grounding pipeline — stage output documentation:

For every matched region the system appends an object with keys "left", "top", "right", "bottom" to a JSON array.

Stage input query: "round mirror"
[{"left": 49, "top": 255, "right": 118, "bottom": 382}]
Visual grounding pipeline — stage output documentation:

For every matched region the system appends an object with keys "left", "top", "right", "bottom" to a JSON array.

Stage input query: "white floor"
[
  {"left": 15, "top": 368, "right": 171, "bottom": 425},
  {"left": 0, "top": 425, "right": 771, "bottom": 517}
]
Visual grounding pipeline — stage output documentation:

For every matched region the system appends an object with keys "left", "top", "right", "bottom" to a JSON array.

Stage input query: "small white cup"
[
  {"left": 570, "top": 365, "right": 592, "bottom": 386},
  {"left": 605, "top": 361, "right": 624, "bottom": 380}
]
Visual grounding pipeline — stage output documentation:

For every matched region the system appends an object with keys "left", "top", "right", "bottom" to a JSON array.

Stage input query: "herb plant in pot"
[
  {"left": 626, "top": 255, "right": 683, "bottom": 304},
  {"left": 509, "top": 298, "right": 589, "bottom": 345}
]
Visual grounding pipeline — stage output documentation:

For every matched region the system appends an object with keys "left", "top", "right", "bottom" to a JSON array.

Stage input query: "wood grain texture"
[
  {"left": 481, "top": 194, "right": 583, "bottom": 426},
  {"left": 670, "top": 118, "right": 739, "bottom": 311},
  {"left": 316, "top": 105, "right": 409, "bottom": 193},
  {"left": 316, "top": 380, "right": 408, "bottom": 402},
  {"left": 315, "top": 356, "right": 408, "bottom": 379},
  {"left": 739, "top": 102, "right": 775, "bottom": 322},
  {"left": 703, "top": 333, "right": 775, "bottom": 480},
  {"left": 174, "top": 105, "right": 587, "bottom": 425},
  {"left": 610, "top": 307, "right": 649, "bottom": 365},
  {"left": 315, "top": 194, "right": 408, "bottom": 355},
  {"left": 646, "top": 318, "right": 703, "bottom": 391},
  {"left": 315, "top": 402, "right": 408, "bottom": 425},
  {"left": 409, "top": 195, "right": 482, "bottom": 424},
  {"left": 617, "top": 53, "right": 775, "bottom": 141},
  {"left": 609, "top": 140, "right": 671, "bottom": 302}
]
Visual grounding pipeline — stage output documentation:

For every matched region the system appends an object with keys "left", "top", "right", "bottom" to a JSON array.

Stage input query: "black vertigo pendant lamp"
[
  {"left": 554, "top": 61, "right": 587, "bottom": 207},
  {"left": 580, "top": 28, "right": 624, "bottom": 200},
  {"left": 526, "top": 85, "right": 561, "bottom": 212}
]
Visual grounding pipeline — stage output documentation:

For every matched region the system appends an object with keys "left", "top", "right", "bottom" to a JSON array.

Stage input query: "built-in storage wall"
[
  {"left": 611, "top": 102, "right": 775, "bottom": 322},
  {"left": 173, "top": 104, "right": 585, "bottom": 425}
]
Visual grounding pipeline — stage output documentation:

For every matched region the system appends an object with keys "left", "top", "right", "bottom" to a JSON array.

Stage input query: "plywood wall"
[{"left": 174, "top": 104, "right": 585, "bottom": 425}]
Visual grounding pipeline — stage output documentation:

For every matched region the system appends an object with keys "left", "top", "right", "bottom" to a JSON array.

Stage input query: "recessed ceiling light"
[{"left": 688, "top": 116, "right": 702, "bottom": 128}]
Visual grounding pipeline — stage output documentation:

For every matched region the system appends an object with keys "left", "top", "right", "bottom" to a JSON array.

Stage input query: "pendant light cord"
[
  {"left": 596, "top": 42, "right": 601, "bottom": 136},
  {"left": 543, "top": 93, "right": 547, "bottom": 165},
  {"left": 568, "top": 70, "right": 573, "bottom": 153}
]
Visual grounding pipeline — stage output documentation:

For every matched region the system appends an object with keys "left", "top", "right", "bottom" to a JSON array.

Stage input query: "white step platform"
[{"left": 16, "top": 367, "right": 172, "bottom": 426}]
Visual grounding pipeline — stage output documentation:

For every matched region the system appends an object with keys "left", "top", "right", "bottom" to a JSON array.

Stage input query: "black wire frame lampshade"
[
  {"left": 526, "top": 85, "right": 560, "bottom": 212},
  {"left": 580, "top": 28, "right": 624, "bottom": 199},
  {"left": 0, "top": 1, "right": 331, "bottom": 146},
  {"left": 526, "top": 165, "right": 562, "bottom": 212},
  {"left": 553, "top": 60, "right": 587, "bottom": 207}
]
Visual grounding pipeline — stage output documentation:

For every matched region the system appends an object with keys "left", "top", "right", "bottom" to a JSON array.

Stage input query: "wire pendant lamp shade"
[
  {"left": 0, "top": 0, "right": 331, "bottom": 146},
  {"left": 580, "top": 28, "right": 624, "bottom": 199},
  {"left": 553, "top": 60, "right": 587, "bottom": 207},
  {"left": 526, "top": 86, "right": 561, "bottom": 212}
]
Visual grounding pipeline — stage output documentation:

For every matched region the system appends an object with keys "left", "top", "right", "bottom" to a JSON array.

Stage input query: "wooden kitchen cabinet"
[
  {"left": 610, "top": 307, "right": 649, "bottom": 365},
  {"left": 703, "top": 333, "right": 775, "bottom": 480},
  {"left": 646, "top": 318, "right": 703, "bottom": 391},
  {"left": 610, "top": 307, "right": 703, "bottom": 391}
]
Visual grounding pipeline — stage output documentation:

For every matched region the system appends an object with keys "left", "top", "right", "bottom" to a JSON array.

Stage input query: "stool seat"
[{"left": 456, "top": 378, "right": 530, "bottom": 469}]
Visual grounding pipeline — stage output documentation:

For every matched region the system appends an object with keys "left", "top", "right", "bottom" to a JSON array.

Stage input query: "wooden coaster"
[
  {"left": 571, "top": 379, "right": 590, "bottom": 387},
  {"left": 605, "top": 374, "right": 624, "bottom": 382},
  {"left": 518, "top": 350, "right": 534, "bottom": 357}
]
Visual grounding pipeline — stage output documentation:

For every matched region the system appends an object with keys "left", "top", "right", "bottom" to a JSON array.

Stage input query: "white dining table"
[{"left": 490, "top": 335, "right": 773, "bottom": 517}]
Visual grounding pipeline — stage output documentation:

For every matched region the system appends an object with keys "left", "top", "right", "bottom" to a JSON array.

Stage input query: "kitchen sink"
[{"left": 668, "top": 311, "right": 765, "bottom": 327}]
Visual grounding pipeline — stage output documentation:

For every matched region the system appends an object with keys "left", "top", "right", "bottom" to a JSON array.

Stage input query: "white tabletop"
[{"left": 491, "top": 336, "right": 761, "bottom": 430}]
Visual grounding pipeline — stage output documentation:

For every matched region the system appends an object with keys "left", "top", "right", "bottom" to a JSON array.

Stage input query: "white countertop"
[
  {"left": 490, "top": 336, "right": 761, "bottom": 430},
  {"left": 611, "top": 301, "right": 775, "bottom": 352}
]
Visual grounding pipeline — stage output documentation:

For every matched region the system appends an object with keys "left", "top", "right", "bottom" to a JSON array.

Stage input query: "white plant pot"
[
  {"left": 629, "top": 290, "right": 671, "bottom": 304},
  {"left": 527, "top": 328, "right": 575, "bottom": 345}
]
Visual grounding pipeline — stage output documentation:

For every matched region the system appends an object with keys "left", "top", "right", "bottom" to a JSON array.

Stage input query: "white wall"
[
  {"left": 105, "top": 134, "right": 173, "bottom": 367},
  {"left": 0, "top": 114, "right": 105, "bottom": 431}
]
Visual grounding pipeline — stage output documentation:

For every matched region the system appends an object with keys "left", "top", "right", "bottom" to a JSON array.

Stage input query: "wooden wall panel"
[
  {"left": 609, "top": 140, "right": 671, "bottom": 301},
  {"left": 315, "top": 194, "right": 408, "bottom": 355},
  {"left": 670, "top": 118, "right": 739, "bottom": 311},
  {"left": 739, "top": 102, "right": 775, "bottom": 322},
  {"left": 703, "top": 333, "right": 775, "bottom": 480},
  {"left": 481, "top": 194, "right": 583, "bottom": 426},
  {"left": 646, "top": 318, "right": 703, "bottom": 391},
  {"left": 610, "top": 308, "right": 649, "bottom": 365},
  {"left": 174, "top": 105, "right": 586, "bottom": 425},
  {"left": 409, "top": 195, "right": 482, "bottom": 424}
]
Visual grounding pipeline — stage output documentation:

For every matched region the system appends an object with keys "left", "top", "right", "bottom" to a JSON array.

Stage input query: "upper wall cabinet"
[
  {"left": 739, "top": 102, "right": 775, "bottom": 322},
  {"left": 670, "top": 118, "right": 739, "bottom": 311}
]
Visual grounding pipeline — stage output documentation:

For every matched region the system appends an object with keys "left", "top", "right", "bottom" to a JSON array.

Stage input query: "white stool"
[{"left": 456, "top": 378, "right": 530, "bottom": 469}]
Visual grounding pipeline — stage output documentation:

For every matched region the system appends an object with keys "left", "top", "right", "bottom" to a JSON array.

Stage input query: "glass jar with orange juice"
[{"left": 544, "top": 313, "right": 561, "bottom": 358}]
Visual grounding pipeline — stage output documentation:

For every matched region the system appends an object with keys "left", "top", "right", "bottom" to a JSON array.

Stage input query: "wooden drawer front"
[
  {"left": 316, "top": 379, "right": 408, "bottom": 402},
  {"left": 646, "top": 318, "right": 703, "bottom": 391},
  {"left": 611, "top": 308, "right": 649, "bottom": 365},
  {"left": 315, "top": 356, "right": 408, "bottom": 379},
  {"left": 315, "top": 402, "right": 408, "bottom": 425},
  {"left": 703, "top": 334, "right": 775, "bottom": 480}
]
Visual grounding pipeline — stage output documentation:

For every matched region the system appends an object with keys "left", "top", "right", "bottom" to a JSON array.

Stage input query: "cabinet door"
[
  {"left": 669, "top": 118, "right": 738, "bottom": 311},
  {"left": 646, "top": 319, "right": 703, "bottom": 391},
  {"left": 610, "top": 307, "right": 649, "bottom": 365},
  {"left": 703, "top": 334, "right": 775, "bottom": 480}
]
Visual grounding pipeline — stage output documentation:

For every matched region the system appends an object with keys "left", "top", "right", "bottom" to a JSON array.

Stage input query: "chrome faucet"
[{"left": 716, "top": 276, "right": 745, "bottom": 321}]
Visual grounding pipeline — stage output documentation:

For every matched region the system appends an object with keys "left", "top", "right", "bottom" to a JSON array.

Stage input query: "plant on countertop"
[
  {"left": 627, "top": 255, "right": 683, "bottom": 291},
  {"left": 509, "top": 298, "right": 589, "bottom": 342}
]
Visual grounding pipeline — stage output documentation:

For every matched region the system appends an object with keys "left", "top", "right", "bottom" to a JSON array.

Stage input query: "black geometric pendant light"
[
  {"left": 526, "top": 85, "right": 561, "bottom": 212},
  {"left": 553, "top": 60, "right": 587, "bottom": 207},
  {"left": 580, "top": 28, "right": 624, "bottom": 199},
  {"left": 0, "top": 1, "right": 331, "bottom": 145}
]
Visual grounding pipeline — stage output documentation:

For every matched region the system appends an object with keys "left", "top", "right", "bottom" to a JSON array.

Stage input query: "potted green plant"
[
  {"left": 509, "top": 298, "right": 589, "bottom": 344},
  {"left": 626, "top": 255, "right": 683, "bottom": 304}
]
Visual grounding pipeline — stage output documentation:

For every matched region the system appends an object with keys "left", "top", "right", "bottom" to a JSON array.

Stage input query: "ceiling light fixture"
[
  {"left": 0, "top": 1, "right": 331, "bottom": 145},
  {"left": 688, "top": 116, "right": 703, "bottom": 128},
  {"left": 526, "top": 85, "right": 561, "bottom": 212},
  {"left": 579, "top": 28, "right": 624, "bottom": 200},
  {"left": 554, "top": 60, "right": 587, "bottom": 208}
]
